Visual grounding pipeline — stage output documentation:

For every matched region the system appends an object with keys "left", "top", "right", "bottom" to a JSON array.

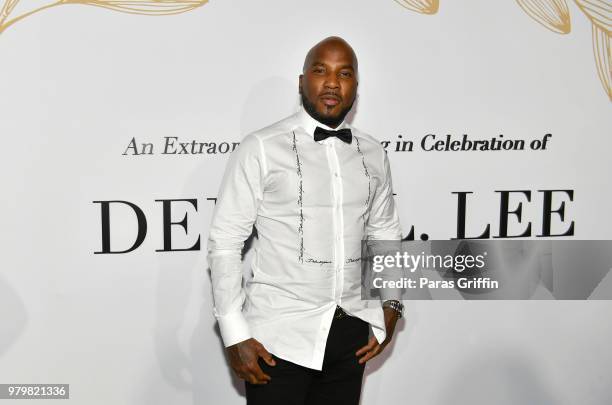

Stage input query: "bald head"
[{"left": 302, "top": 36, "right": 358, "bottom": 76}]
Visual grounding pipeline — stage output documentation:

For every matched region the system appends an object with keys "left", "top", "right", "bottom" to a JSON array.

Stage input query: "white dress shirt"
[{"left": 206, "top": 106, "right": 403, "bottom": 371}]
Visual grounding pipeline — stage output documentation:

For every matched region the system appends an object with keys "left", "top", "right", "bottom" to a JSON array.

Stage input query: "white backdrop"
[{"left": 1, "top": 0, "right": 611, "bottom": 404}]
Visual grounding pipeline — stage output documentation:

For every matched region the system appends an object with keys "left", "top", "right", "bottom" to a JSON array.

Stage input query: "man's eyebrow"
[{"left": 309, "top": 62, "right": 355, "bottom": 70}]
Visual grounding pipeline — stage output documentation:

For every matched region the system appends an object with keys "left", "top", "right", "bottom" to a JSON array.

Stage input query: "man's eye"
[
  {"left": 313, "top": 68, "right": 324, "bottom": 74},
  {"left": 340, "top": 71, "right": 352, "bottom": 78}
]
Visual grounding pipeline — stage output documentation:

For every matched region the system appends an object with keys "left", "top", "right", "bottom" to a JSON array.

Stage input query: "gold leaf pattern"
[
  {"left": 394, "top": 0, "right": 439, "bottom": 15},
  {"left": 0, "top": 0, "right": 208, "bottom": 34},
  {"left": 574, "top": 0, "right": 611, "bottom": 31},
  {"left": 0, "top": 0, "right": 22, "bottom": 28},
  {"left": 592, "top": 21, "right": 612, "bottom": 100},
  {"left": 69, "top": 0, "right": 207, "bottom": 15},
  {"left": 516, "top": 0, "right": 571, "bottom": 34},
  {"left": 575, "top": 0, "right": 612, "bottom": 101}
]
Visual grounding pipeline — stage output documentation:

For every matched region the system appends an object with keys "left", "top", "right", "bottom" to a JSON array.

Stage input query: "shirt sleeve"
[
  {"left": 206, "top": 134, "right": 265, "bottom": 347},
  {"left": 366, "top": 147, "right": 404, "bottom": 303},
  {"left": 366, "top": 147, "right": 402, "bottom": 241}
]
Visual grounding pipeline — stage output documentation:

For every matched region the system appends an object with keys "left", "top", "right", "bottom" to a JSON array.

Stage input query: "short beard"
[{"left": 301, "top": 92, "right": 354, "bottom": 128}]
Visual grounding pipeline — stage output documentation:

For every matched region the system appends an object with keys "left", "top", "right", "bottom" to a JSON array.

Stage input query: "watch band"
[{"left": 382, "top": 300, "right": 404, "bottom": 319}]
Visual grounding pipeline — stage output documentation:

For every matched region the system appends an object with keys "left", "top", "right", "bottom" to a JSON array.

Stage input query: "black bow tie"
[{"left": 313, "top": 126, "right": 352, "bottom": 144}]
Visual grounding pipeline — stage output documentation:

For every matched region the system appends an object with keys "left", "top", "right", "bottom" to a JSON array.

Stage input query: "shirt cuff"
[
  {"left": 373, "top": 324, "right": 387, "bottom": 345},
  {"left": 367, "top": 232, "right": 402, "bottom": 241},
  {"left": 380, "top": 289, "right": 404, "bottom": 302},
  {"left": 216, "top": 310, "right": 252, "bottom": 347}
]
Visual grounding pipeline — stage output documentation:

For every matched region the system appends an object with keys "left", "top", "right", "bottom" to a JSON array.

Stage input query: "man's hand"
[
  {"left": 355, "top": 307, "right": 400, "bottom": 364},
  {"left": 226, "top": 338, "right": 276, "bottom": 384}
]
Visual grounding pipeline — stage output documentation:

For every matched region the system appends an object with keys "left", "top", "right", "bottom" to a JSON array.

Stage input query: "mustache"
[{"left": 320, "top": 92, "right": 342, "bottom": 100}]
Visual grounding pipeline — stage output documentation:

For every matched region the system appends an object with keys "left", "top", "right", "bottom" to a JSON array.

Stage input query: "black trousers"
[{"left": 245, "top": 307, "right": 370, "bottom": 405}]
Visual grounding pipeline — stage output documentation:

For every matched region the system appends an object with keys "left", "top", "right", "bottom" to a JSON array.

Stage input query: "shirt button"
[{"left": 334, "top": 173, "right": 339, "bottom": 177}]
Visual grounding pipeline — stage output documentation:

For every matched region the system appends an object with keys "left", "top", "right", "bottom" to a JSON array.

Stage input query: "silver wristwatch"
[{"left": 382, "top": 300, "right": 404, "bottom": 319}]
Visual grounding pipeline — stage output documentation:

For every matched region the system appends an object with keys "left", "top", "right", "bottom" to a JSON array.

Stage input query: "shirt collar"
[{"left": 295, "top": 105, "right": 350, "bottom": 139}]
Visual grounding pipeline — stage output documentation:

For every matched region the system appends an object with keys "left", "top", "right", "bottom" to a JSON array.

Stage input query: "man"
[{"left": 207, "top": 36, "right": 404, "bottom": 405}]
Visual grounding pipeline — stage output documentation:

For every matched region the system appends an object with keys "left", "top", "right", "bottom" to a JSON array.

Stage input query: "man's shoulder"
[
  {"left": 350, "top": 126, "right": 385, "bottom": 153},
  {"left": 243, "top": 111, "right": 300, "bottom": 143}
]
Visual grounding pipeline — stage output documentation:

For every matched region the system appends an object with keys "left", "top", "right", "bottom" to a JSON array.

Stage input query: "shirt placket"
[{"left": 326, "top": 140, "right": 345, "bottom": 305}]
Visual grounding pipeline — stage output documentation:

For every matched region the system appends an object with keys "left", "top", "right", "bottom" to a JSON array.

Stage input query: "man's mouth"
[{"left": 320, "top": 94, "right": 341, "bottom": 106}]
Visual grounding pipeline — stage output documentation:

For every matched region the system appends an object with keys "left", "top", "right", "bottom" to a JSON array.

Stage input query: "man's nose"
[{"left": 324, "top": 72, "right": 339, "bottom": 89}]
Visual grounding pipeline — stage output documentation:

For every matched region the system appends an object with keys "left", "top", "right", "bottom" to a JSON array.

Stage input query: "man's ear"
[{"left": 298, "top": 74, "right": 303, "bottom": 94}]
